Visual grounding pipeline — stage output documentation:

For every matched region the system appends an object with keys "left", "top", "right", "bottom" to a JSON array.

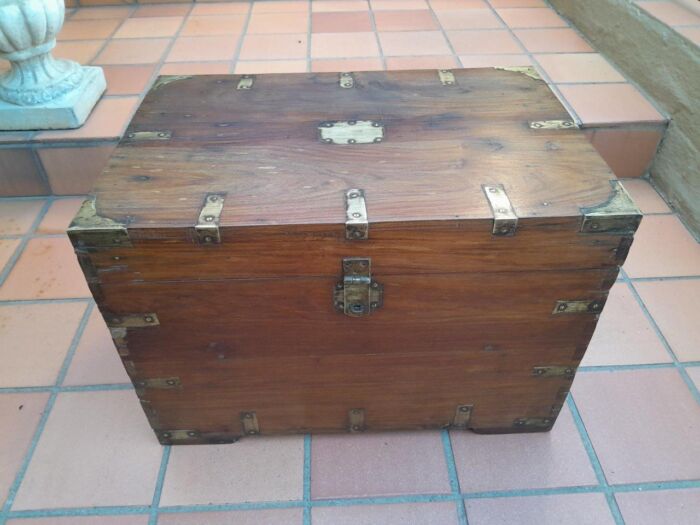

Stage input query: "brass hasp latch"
[{"left": 334, "top": 257, "right": 383, "bottom": 317}]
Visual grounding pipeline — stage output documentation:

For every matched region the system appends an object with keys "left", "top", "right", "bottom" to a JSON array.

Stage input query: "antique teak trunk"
[{"left": 69, "top": 68, "right": 641, "bottom": 444}]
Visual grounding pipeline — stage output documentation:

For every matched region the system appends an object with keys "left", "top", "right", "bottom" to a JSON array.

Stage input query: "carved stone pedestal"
[{"left": 0, "top": 0, "right": 106, "bottom": 130}]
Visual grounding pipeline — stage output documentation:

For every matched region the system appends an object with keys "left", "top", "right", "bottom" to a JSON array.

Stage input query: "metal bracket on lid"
[
  {"left": 451, "top": 405, "right": 473, "bottom": 429},
  {"left": 349, "top": 408, "right": 366, "bottom": 432},
  {"left": 339, "top": 72, "right": 354, "bottom": 88},
  {"left": 195, "top": 192, "right": 226, "bottom": 244},
  {"left": 345, "top": 188, "right": 368, "bottom": 240},
  {"left": 482, "top": 185, "right": 518, "bottom": 236},
  {"left": 237, "top": 75, "right": 254, "bottom": 90},
  {"left": 552, "top": 299, "right": 605, "bottom": 315},
  {"left": 241, "top": 411, "right": 260, "bottom": 435},
  {"left": 529, "top": 120, "right": 577, "bottom": 130},
  {"left": 438, "top": 69, "right": 456, "bottom": 86},
  {"left": 106, "top": 313, "right": 159, "bottom": 328}
]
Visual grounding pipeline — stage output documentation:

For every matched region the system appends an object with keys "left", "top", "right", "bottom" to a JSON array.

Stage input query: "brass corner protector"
[
  {"left": 67, "top": 198, "right": 131, "bottom": 248},
  {"left": 451, "top": 404, "right": 473, "bottom": 430},
  {"left": 349, "top": 408, "right": 366, "bottom": 432},
  {"left": 494, "top": 66, "right": 542, "bottom": 81},
  {"left": 151, "top": 75, "right": 192, "bottom": 92},
  {"left": 581, "top": 180, "right": 642, "bottom": 234}
]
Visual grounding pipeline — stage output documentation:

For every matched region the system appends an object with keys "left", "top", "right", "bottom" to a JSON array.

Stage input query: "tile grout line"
[
  {"left": 566, "top": 395, "right": 625, "bottom": 525},
  {"left": 303, "top": 434, "right": 312, "bottom": 525},
  {"left": 0, "top": 198, "right": 53, "bottom": 288},
  {"left": 306, "top": 0, "right": 312, "bottom": 73},
  {"left": 0, "top": 301, "right": 94, "bottom": 522},
  {"left": 367, "top": 0, "right": 388, "bottom": 70},
  {"left": 149, "top": 446, "right": 171, "bottom": 525},
  {"left": 621, "top": 270, "right": 700, "bottom": 405},
  {"left": 440, "top": 430, "right": 469, "bottom": 525},
  {"left": 228, "top": 0, "right": 253, "bottom": 74},
  {"left": 427, "top": 1, "right": 462, "bottom": 69}
]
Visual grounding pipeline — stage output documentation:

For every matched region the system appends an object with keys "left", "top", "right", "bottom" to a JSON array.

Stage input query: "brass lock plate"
[
  {"left": 334, "top": 257, "right": 383, "bottom": 317},
  {"left": 319, "top": 120, "right": 384, "bottom": 145}
]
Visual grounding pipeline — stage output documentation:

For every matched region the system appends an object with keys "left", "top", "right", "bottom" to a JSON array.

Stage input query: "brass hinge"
[
  {"left": 438, "top": 69, "right": 456, "bottom": 86},
  {"left": 319, "top": 120, "right": 384, "bottom": 145},
  {"left": 334, "top": 258, "right": 383, "bottom": 317},
  {"left": 339, "top": 72, "right": 354, "bottom": 88},
  {"left": 237, "top": 75, "right": 254, "bottom": 90},
  {"left": 513, "top": 417, "right": 553, "bottom": 429},
  {"left": 125, "top": 130, "right": 172, "bottom": 141},
  {"left": 581, "top": 180, "right": 642, "bottom": 234},
  {"left": 349, "top": 408, "right": 366, "bottom": 432},
  {"left": 495, "top": 66, "right": 542, "bottom": 81},
  {"left": 68, "top": 198, "right": 131, "bottom": 248},
  {"left": 553, "top": 299, "right": 604, "bottom": 315},
  {"left": 158, "top": 429, "right": 200, "bottom": 443},
  {"left": 195, "top": 192, "right": 226, "bottom": 244},
  {"left": 134, "top": 377, "right": 181, "bottom": 389},
  {"left": 532, "top": 366, "right": 575, "bottom": 379},
  {"left": 529, "top": 120, "right": 577, "bottom": 130},
  {"left": 345, "top": 188, "right": 368, "bottom": 240},
  {"left": 241, "top": 411, "right": 260, "bottom": 435},
  {"left": 451, "top": 404, "right": 473, "bottom": 430},
  {"left": 106, "top": 313, "right": 160, "bottom": 328},
  {"left": 482, "top": 185, "right": 518, "bottom": 236}
]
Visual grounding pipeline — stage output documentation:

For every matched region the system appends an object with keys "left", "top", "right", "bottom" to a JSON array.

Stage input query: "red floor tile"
[
  {"left": 157, "top": 509, "right": 303, "bottom": 525},
  {"left": 572, "top": 368, "right": 700, "bottom": 484},
  {"left": 70, "top": 6, "right": 133, "bottom": 20},
  {"left": 637, "top": 1, "right": 700, "bottom": 26},
  {"left": 0, "top": 200, "right": 45, "bottom": 235},
  {"left": 371, "top": 0, "right": 430, "bottom": 9},
  {"left": 6, "top": 517, "right": 148, "bottom": 525},
  {"left": 374, "top": 10, "right": 440, "bottom": 31},
  {"left": 386, "top": 55, "right": 459, "bottom": 69},
  {"left": 251, "top": 0, "right": 309, "bottom": 13},
  {"left": 236, "top": 60, "right": 309, "bottom": 74},
  {"left": 616, "top": 488, "right": 700, "bottom": 525},
  {"left": 167, "top": 35, "right": 241, "bottom": 62},
  {"left": 620, "top": 179, "right": 671, "bottom": 214},
  {"left": 35, "top": 97, "right": 139, "bottom": 141},
  {"left": 496, "top": 7, "right": 568, "bottom": 28},
  {"left": 160, "top": 436, "right": 304, "bottom": 505},
  {"left": 558, "top": 84, "right": 664, "bottom": 126},
  {"left": 430, "top": 0, "right": 489, "bottom": 8},
  {"left": 0, "top": 302, "right": 87, "bottom": 387},
  {"left": 434, "top": 8, "right": 503, "bottom": 30},
  {"left": 36, "top": 198, "right": 85, "bottom": 235},
  {"left": 94, "top": 38, "right": 171, "bottom": 65},
  {"left": 13, "top": 390, "right": 162, "bottom": 509},
  {"left": 488, "top": 0, "right": 546, "bottom": 6},
  {"left": 451, "top": 405, "right": 597, "bottom": 492},
  {"left": 63, "top": 308, "right": 130, "bottom": 386},
  {"left": 312, "top": 0, "right": 370, "bottom": 12},
  {"left": 581, "top": 282, "right": 670, "bottom": 367},
  {"left": 58, "top": 19, "right": 122, "bottom": 40},
  {"left": 54, "top": 40, "right": 105, "bottom": 65},
  {"left": 465, "top": 493, "right": 615, "bottom": 525},
  {"left": 459, "top": 54, "right": 531, "bottom": 67},
  {"left": 311, "top": 431, "right": 451, "bottom": 499},
  {"left": 379, "top": 31, "right": 451, "bottom": 56},
  {"left": 113, "top": 16, "right": 183, "bottom": 38},
  {"left": 240, "top": 33, "right": 309, "bottom": 60},
  {"left": 131, "top": 4, "right": 192, "bottom": 18},
  {"left": 677, "top": 27, "right": 700, "bottom": 46},
  {"left": 587, "top": 128, "right": 663, "bottom": 179},
  {"left": 514, "top": 28, "right": 593, "bottom": 53},
  {"left": 180, "top": 14, "right": 248, "bottom": 36},
  {"left": 313, "top": 501, "right": 460, "bottom": 524},
  {"left": 623, "top": 215, "right": 700, "bottom": 278},
  {"left": 247, "top": 12, "right": 309, "bottom": 33},
  {"left": 447, "top": 29, "right": 522, "bottom": 54},
  {"left": 634, "top": 280, "right": 700, "bottom": 362},
  {"left": 312, "top": 11, "right": 373, "bottom": 32},
  {"left": 160, "top": 62, "right": 232, "bottom": 75},
  {"left": 536, "top": 53, "right": 625, "bottom": 83},
  {"left": 311, "top": 58, "right": 384, "bottom": 72},
  {"left": 0, "top": 393, "right": 49, "bottom": 505},
  {"left": 312, "top": 32, "right": 380, "bottom": 58},
  {"left": 0, "top": 237, "right": 90, "bottom": 300},
  {"left": 190, "top": 2, "right": 251, "bottom": 15},
  {"left": 103, "top": 64, "right": 156, "bottom": 95}
]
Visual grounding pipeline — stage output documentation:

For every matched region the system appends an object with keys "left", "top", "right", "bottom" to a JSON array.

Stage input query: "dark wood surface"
[
  {"left": 73, "top": 69, "right": 638, "bottom": 442},
  {"left": 93, "top": 69, "right": 615, "bottom": 229}
]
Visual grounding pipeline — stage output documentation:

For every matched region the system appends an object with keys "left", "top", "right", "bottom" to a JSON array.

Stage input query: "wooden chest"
[{"left": 69, "top": 69, "right": 641, "bottom": 444}]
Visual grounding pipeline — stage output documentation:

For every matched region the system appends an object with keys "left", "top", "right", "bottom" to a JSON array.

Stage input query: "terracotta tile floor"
[
  {"left": 0, "top": 1, "right": 698, "bottom": 523},
  {"left": 0, "top": 178, "right": 698, "bottom": 524}
]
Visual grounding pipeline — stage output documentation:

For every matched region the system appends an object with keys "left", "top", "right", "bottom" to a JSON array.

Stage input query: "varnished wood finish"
[{"left": 71, "top": 69, "right": 640, "bottom": 442}]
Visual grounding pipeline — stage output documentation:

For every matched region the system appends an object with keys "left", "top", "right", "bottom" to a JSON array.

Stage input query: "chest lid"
[{"left": 81, "top": 68, "right": 639, "bottom": 235}]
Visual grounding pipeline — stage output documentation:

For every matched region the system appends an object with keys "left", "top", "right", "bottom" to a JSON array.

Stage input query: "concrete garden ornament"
[{"left": 0, "top": 0, "right": 105, "bottom": 130}]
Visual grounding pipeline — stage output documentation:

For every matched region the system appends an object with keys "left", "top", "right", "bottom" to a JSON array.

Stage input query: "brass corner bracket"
[
  {"left": 581, "top": 180, "right": 642, "bottom": 234},
  {"left": 67, "top": 197, "right": 131, "bottom": 248}
]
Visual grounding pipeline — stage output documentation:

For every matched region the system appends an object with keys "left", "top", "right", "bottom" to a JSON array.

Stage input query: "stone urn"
[{"left": 0, "top": 0, "right": 105, "bottom": 130}]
